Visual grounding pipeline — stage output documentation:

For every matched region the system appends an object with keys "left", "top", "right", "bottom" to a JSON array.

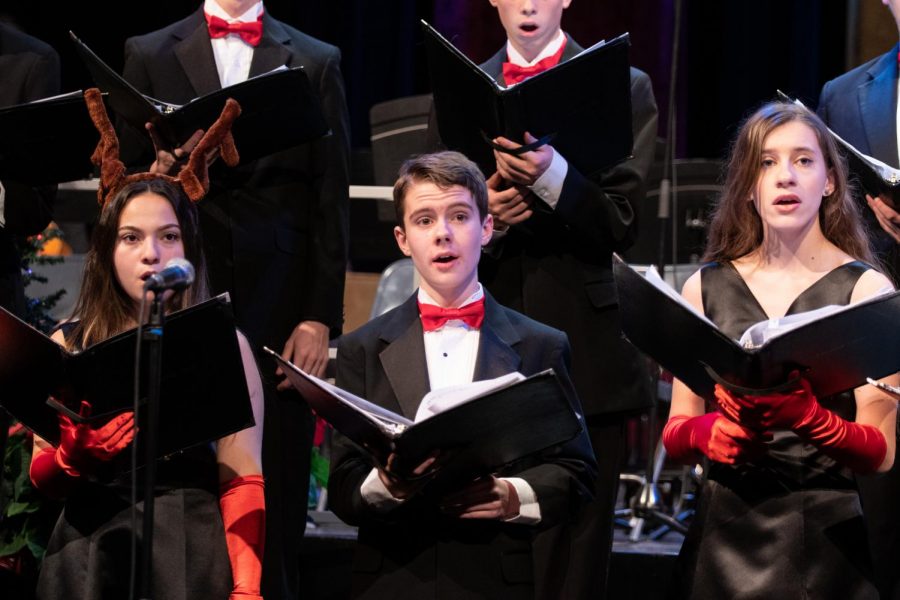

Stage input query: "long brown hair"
[
  {"left": 703, "top": 101, "right": 876, "bottom": 265},
  {"left": 67, "top": 179, "right": 210, "bottom": 348}
]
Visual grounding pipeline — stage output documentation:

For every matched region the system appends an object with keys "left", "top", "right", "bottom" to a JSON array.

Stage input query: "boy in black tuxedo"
[
  {"left": 327, "top": 151, "right": 596, "bottom": 599},
  {"left": 476, "top": 1, "right": 658, "bottom": 598}
]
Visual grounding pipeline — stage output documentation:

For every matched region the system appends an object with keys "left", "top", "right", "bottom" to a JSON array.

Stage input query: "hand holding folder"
[
  {"left": 265, "top": 347, "right": 582, "bottom": 486},
  {"left": 612, "top": 255, "right": 900, "bottom": 400},
  {"left": 54, "top": 400, "right": 135, "bottom": 477},
  {"left": 0, "top": 294, "right": 254, "bottom": 472},
  {"left": 422, "top": 20, "right": 634, "bottom": 177}
]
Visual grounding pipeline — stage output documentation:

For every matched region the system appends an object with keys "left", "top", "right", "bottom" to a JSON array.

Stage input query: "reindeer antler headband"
[{"left": 83, "top": 87, "right": 241, "bottom": 205}]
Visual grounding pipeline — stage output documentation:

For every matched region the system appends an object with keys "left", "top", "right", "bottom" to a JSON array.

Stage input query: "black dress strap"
[
  {"left": 52, "top": 320, "right": 82, "bottom": 351},
  {"left": 788, "top": 261, "right": 870, "bottom": 313},
  {"left": 700, "top": 261, "right": 872, "bottom": 340}
]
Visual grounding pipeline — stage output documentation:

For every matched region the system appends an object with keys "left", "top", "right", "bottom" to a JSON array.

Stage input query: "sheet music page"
[
  {"left": 642, "top": 265, "right": 717, "bottom": 327},
  {"left": 145, "top": 94, "right": 181, "bottom": 113},
  {"left": 414, "top": 371, "right": 526, "bottom": 422},
  {"left": 738, "top": 286, "right": 895, "bottom": 349},
  {"left": 307, "top": 372, "right": 414, "bottom": 430},
  {"left": 30, "top": 90, "right": 85, "bottom": 103},
  {"left": 866, "top": 377, "right": 900, "bottom": 399}
]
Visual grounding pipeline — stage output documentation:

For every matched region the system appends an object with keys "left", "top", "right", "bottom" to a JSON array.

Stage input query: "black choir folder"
[
  {"left": 422, "top": 20, "right": 633, "bottom": 177},
  {"left": 70, "top": 31, "right": 330, "bottom": 163},
  {"left": 0, "top": 90, "right": 99, "bottom": 184},
  {"left": 778, "top": 91, "right": 900, "bottom": 204},
  {"left": 265, "top": 347, "right": 582, "bottom": 483},
  {"left": 612, "top": 255, "right": 900, "bottom": 400},
  {"left": 0, "top": 294, "right": 254, "bottom": 469}
]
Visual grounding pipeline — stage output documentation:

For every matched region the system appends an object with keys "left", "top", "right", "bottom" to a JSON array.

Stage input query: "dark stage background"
[
  {"left": 0, "top": 0, "right": 867, "bottom": 159},
  {"left": 1, "top": 0, "right": 891, "bottom": 271}
]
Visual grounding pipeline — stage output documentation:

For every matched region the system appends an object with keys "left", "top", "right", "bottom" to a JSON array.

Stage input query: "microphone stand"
[{"left": 138, "top": 292, "right": 165, "bottom": 600}]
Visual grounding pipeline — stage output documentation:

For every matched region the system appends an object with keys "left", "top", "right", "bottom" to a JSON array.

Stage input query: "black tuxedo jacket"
[
  {"left": 0, "top": 23, "right": 58, "bottom": 316},
  {"left": 328, "top": 293, "right": 597, "bottom": 599},
  {"left": 122, "top": 9, "right": 350, "bottom": 350},
  {"left": 478, "top": 37, "right": 657, "bottom": 416}
]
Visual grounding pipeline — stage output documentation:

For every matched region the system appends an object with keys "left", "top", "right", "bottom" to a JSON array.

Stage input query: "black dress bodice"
[{"left": 671, "top": 261, "right": 879, "bottom": 600}]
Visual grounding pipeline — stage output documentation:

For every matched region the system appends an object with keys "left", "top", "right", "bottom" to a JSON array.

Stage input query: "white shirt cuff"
[
  {"left": 360, "top": 467, "right": 406, "bottom": 512},
  {"left": 502, "top": 477, "right": 541, "bottom": 524},
  {"left": 0, "top": 181, "right": 6, "bottom": 228},
  {"left": 528, "top": 149, "right": 568, "bottom": 210}
]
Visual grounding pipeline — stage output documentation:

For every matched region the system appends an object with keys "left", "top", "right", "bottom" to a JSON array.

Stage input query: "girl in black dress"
[
  {"left": 663, "top": 102, "right": 898, "bottom": 599},
  {"left": 28, "top": 177, "right": 266, "bottom": 600}
]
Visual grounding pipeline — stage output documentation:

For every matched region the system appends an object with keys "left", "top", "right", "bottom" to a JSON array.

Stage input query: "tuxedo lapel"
[
  {"left": 560, "top": 34, "right": 583, "bottom": 62},
  {"left": 249, "top": 14, "right": 293, "bottom": 77},
  {"left": 860, "top": 46, "right": 900, "bottom": 167},
  {"left": 482, "top": 47, "right": 506, "bottom": 85},
  {"left": 473, "top": 295, "right": 521, "bottom": 380},
  {"left": 379, "top": 296, "right": 430, "bottom": 420},
  {"left": 174, "top": 10, "right": 222, "bottom": 95}
]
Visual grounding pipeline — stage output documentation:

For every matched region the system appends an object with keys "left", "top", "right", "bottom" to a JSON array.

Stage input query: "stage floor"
[{"left": 301, "top": 510, "right": 683, "bottom": 599}]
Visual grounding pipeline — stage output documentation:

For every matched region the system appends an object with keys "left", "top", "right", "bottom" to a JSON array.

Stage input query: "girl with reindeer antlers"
[{"left": 29, "top": 89, "right": 266, "bottom": 600}]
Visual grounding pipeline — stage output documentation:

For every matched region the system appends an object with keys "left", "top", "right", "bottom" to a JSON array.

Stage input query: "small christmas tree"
[{"left": 19, "top": 228, "right": 66, "bottom": 333}]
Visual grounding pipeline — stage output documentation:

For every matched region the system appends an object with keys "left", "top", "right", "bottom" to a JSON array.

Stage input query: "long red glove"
[
  {"left": 30, "top": 401, "right": 135, "bottom": 498},
  {"left": 220, "top": 474, "right": 266, "bottom": 600},
  {"left": 663, "top": 412, "right": 769, "bottom": 465},
  {"left": 714, "top": 380, "right": 887, "bottom": 473}
]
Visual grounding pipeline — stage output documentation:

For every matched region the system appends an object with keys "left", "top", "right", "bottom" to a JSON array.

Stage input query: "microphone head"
[
  {"left": 165, "top": 258, "right": 196, "bottom": 286},
  {"left": 143, "top": 258, "right": 196, "bottom": 291}
]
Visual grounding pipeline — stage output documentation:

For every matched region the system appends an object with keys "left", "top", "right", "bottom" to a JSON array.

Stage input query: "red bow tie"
[
  {"left": 418, "top": 298, "right": 485, "bottom": 332},
  {"left": 501, "top": 38, "right": 568, "bottom": 86},
  {"left": 206, "top": 12, "right": 264, "bottom": 47}
]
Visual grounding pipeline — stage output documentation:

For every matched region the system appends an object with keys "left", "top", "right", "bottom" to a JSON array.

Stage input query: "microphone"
[{"left": 143, "top": 258, "right": 195, "bottom": 292}]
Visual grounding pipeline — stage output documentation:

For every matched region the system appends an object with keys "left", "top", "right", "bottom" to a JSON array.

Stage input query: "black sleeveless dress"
[
  {"left": 36, "top": 325, "right": 232, "bottom": 600},
  {"left": 671, "top": 261, "right": 879, "bottom": 600}
]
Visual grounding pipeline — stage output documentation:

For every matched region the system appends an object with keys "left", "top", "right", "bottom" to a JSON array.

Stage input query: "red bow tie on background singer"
[
  {"left": 501, "top": 39, "right": 567, "bottom": 85},
  {"left": 206, "top": 13, "right": 264, "bottom": 47},
  {"left": 418, "top": 298, "right": 485, "bottom": 332}
]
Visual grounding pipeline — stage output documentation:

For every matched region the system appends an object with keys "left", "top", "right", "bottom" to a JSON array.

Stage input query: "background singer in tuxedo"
[
  {"left": 818, "top": 1, "right": 900, "bottom": 596},
  {"left": 474, "top": 1, "right": 658, "bottom": 598},
  {"left": 120, "top": 1, "right": 350, "bottom": 598}
]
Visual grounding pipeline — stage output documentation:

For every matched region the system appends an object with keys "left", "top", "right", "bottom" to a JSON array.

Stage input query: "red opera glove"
[
  {"left": 30, "top": 401, "right": 134, "bottom": 498},
  {"left": 713, "top": 377, "right": 817, "bottom": 431},
  {"left": 714, "top": 380, "right": 887, "bottom": 473},
  {"left": 220, "top": 474, "right": 266, "bottom": 600},
  {"left": 663, "top": 412, "right": 769, "bottom": 465},
  {"left": 55, "top": 401, "right": 135, "bottom": 477}
]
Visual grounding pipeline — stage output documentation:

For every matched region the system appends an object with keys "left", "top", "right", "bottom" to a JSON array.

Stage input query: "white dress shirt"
[
  {"left": 204, "top": 0, "right": 263, "bottom": 87},
  {"left": 504, "top": 29, "right": 569, "bottom": 210}
]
